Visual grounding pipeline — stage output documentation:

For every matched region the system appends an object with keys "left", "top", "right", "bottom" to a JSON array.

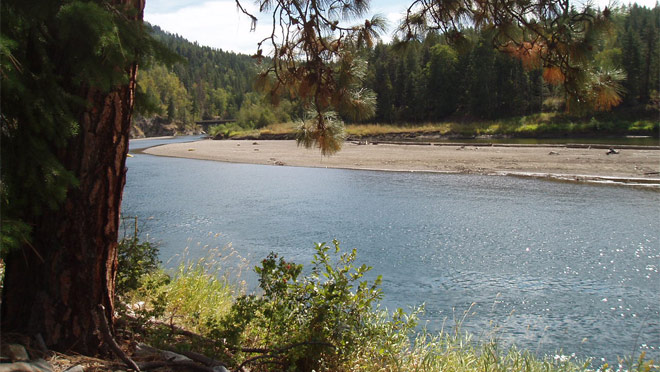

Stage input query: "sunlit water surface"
[{"left": 124, "top": 137, "right": 660, "bottom": 363}]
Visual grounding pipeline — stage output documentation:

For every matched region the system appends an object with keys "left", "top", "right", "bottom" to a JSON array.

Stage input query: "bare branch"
[
  {"left": 236, "top": 341, "right": 335, "bottom": 371},
  {"left": 139, "top": 360, "right": 215, "bottom": 372},
  {"left": 235, "top": 1, "right": 257, "bottom": 31},
  {"left": 95, "top": 305, "right": 141, "bottom": 371}
]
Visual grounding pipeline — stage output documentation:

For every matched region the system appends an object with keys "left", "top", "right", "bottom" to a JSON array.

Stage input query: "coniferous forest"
[{"left": 136, "top": 4, "right": 658, "bottom": 134}]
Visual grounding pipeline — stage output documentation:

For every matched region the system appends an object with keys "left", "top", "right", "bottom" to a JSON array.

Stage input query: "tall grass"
[
  {"left": 159, "top": 248, "right": 236, "bottom": 333},
  {"left": 258, "top": 121, "right": 298, "bottom": 134},
  {"left": 123, "top": 242, "right": 247, "bottom": 336},
  {"left": 246, "top": 111, "right": 658, "bottom": 139},
  {"left": 345, "top": 123, "right": 453, "bottom": 136}
]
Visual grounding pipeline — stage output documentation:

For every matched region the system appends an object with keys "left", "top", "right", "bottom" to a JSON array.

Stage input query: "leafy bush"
[
  {"left": 235, "top": 93, "right": 294, "bottom": 129},
  {"left": 214, "top": 240, "right": 414, "bottom": 371},
  {"left": 116, "top": 217, "right": 160, "bottom": 295},
  {"left": 207, "top": 123, "right": 244, "bottom": 138},
  {"left": 236, "top": 103, "right": 277, "bottom": 129}
]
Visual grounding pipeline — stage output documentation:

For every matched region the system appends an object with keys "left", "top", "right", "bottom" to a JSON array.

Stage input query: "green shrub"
[
  {"left": 208, "top": 123, "right": 244, "bottom": 138},
  {"left": 236, "top": 103, "right": 277, "bottom": 129},
  {"left": 116, "top": 217, "right": 160, "bottom": 295},
  {"left": 216, "top": 240, "right": 389, "bottom": 371}
]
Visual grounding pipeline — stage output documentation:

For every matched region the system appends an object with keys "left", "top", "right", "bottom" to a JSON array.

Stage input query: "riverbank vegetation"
[
  {"left": 214, "top": 109, "right": 658, "bottom": 140},
  {"left": 111, "top": 230, "right": 657, "bottom": 372}
]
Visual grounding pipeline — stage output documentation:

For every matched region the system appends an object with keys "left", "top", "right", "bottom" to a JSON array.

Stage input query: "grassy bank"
[
  {"left": 219, "top": 110, "right": 659, "bottom": 141},
  {"left": 114, "top": 233, "right": 658, "bottom": 372},
  {"left": 347, "top": 113, "right": 658, "bottom": 138}
]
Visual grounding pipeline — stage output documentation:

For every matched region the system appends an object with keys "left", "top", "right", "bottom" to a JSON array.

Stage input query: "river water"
[{"left": 124, "top": 136, "right": 660, "bottom": 363}]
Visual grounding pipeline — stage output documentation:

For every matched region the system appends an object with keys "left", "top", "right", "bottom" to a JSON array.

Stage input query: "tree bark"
[{"left": 1, "top": 0, "right": 144, "bottom": 355}]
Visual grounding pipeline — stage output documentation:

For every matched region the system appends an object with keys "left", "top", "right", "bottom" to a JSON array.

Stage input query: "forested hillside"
[
  {"left": 135, "top": 4, "right": 658, "bottom": 137},
  {"left": 133, "top": 25, "right": 294, "bottom": 136},
  {"left": 132, "top": 25, "right": 246, "bottom": 136}
]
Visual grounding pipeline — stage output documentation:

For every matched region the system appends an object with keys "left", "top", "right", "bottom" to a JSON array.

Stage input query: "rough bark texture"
[{"left": 1, "top": 0, "right": 144, "bottom": 355}]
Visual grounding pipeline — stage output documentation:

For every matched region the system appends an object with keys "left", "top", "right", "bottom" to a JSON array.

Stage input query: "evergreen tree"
[
  {"left": 1, "top": 0, "right": 159, "bottom": 353},
  {"left": 425, "top": 44, "right": 460, "bottom": 119},
  {"left": 374, "top": 65, "right": 395, "bottom": 123},
  {"left": 167, "top": 97, "right": 177, "bottom": 120},
  {"left": 621, "top": 25, "right": 643, "bottom": 104},
  {"left": 637, "top": 7, "right": 659, "bottom": 102},
  {"left": 467, "top": 38, "right": 497, "bottom": 118}
]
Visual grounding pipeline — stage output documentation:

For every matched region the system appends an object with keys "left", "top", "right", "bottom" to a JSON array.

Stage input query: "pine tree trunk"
[{"left": 1, "top": 0, "right": 144, "bottom": 355}]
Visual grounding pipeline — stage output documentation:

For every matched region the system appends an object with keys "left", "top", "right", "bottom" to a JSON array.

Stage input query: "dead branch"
[
  {"left": 163, "top": 347, "right": 228, "bottom": 368},
  {"left": 236, "top": 341, "right": 335, "bottom": 371},
  {"left": 95, "top": 305, "right": 141, "bottom": 371},
  {"left": 138, "top": 360, "right": 216, "bottom": 372}
]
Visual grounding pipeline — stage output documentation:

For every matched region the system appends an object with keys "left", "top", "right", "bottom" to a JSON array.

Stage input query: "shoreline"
[
  {"left": 131, "top": 135, "right": 178, "bottom": 141},
  {"left": 142, "top": 139, "right": 660, "bottom": 188}
]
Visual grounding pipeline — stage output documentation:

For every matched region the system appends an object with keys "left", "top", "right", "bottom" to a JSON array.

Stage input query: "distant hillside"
[
  {"left": 147, "top": 25, "right": 260, "bottom": 118},
  {"left": 132, "top": 24, "right": 264, "bottom": 137},
  {"left": 134, "top": 4, "right": 658, "bottom": 138}
]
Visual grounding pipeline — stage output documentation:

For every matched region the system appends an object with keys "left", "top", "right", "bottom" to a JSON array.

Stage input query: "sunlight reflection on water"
[{"left": 124, "top": 137, "right": 660, "bottom": 363}]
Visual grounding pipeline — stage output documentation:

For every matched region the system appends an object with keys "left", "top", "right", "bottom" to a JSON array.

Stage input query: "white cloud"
[
  {"left": 144, "top": 0, "right": 406, "bottom": 53},
  {"left": 145, "top": 1, "right": 271, "bottom": 55},
  {"left": 145, "top": 0, "right": 204, "bottom": 14},
  {"left": 145, "top": 0, "right": 658, "bottom": 54}
]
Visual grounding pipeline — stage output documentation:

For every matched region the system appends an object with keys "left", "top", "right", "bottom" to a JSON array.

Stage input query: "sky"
[{"left": 144, "top": 0, "right": 658, "bottom": 55}]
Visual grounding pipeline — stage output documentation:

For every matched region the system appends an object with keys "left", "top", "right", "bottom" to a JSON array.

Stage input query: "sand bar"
[
  {"left": 142, "top": 139, "right": 660, "bottom": 187},
  {"left": 131, "top": 135, "right": 179, "bottom": 141}
]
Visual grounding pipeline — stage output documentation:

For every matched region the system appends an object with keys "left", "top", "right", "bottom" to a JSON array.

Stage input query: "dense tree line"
[
  {"left": 616, "top": 4, "right": 660, "bottom": 106},
  {"left": 364, "top": 32, "right": 545, "bottom": 122},
  {"left": 140, "top": 4, "right": 657, "bottom": 131},
  {"left": 136, "top": 25, "right": 296, "bottom": 129},
  {"left": 362, "top": 4, "right": 658, "bottom": 123}
]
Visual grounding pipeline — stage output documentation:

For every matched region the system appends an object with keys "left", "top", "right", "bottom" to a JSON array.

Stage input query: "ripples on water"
[{"left": 124, "top": 138, "right": 660, "bottom": 363}]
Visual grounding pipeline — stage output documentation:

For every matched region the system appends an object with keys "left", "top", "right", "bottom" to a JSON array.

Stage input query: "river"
[{"left": 124, "top": 136, "right": 660, "bottom": 364}]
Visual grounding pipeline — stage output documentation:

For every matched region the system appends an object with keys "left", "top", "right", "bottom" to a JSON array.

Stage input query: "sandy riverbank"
[
  {"left": 131, "top": 135, "right": 178, "bottom": 141},
  {"left": 142, "top": 139, "right": 660, "bottom": 187}
]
